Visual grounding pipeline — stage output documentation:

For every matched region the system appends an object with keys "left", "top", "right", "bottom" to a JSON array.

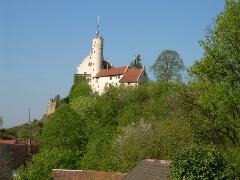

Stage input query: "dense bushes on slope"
[
  {"left": 16, "top": 77, "right": 240, "bottom": 179},
  {"left": 17, "top": 81, "right": 196, "bottom": 179}
]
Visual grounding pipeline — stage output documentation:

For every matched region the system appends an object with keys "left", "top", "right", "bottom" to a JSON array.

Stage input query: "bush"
[
  {"left": 171, "top": 147, "right": 226, "bottom": 180},
  {"left": 68, "top": 82, "right": 92, "bottom": 100},
  {"left": 41, "top": 104, "right": 88, "bottom": 151},
  {"left": 112, "top": 120, "right": 154, "bottom": 172},
  {"left": 16, "top": 148, "right": 83, "bottom": 180}
]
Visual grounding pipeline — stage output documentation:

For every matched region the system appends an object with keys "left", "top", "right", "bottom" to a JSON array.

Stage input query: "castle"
[
  {"left": 76, "top": 24, "right": 147, "bottom": 94},
  {"left": 46, "top": 24, "right": 147, "bottom": 115}
]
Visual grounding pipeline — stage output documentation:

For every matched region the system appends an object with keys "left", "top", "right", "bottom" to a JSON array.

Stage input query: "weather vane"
[{"left": 96, "top": 16, "right": 100, "bottom": 35}]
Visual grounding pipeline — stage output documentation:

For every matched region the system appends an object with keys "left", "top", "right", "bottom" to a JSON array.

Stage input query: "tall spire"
[{"left": 96, "top": 16, "right": 101, "bottom": 37}]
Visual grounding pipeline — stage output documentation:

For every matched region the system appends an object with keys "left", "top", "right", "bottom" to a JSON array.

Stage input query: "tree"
[
  {"left": 189, "top": 0, "right": 240, "bottom": 145},
  {"left": 41, "top": 104, "right": 88, "bottom": 150},
  {"left": 190, "top": 0, "right": 240, "bottom": 86},
  {"left": 112, "top": 120, "right": 154, "bottom": 172},
  {"left": 129, "top": 54, "right": 143, "bottom": 68},
  {"left": 151, "top": 50, "right": 185, "bottom": 81},
  {"left": 16, "top": 148, "right": 83, "bottom": 180}
]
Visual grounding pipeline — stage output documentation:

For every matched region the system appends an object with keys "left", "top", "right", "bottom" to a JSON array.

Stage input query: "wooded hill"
[{"left": 16, "top": 1, "right": 240, "bottom": 179}]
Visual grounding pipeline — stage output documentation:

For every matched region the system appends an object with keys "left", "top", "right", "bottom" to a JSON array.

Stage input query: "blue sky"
[{"left": 0, "top": 0, "right": 224, "bottom": 128}]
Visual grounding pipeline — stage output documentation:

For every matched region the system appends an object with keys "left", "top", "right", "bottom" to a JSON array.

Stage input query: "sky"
[{"left": 0, "top": 0, "right": 225, "bottom": 128}]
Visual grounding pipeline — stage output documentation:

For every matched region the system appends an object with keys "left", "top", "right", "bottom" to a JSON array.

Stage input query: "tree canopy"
[
  {"left": 151, "top": 50, "right": 185, "bottom": 81},
  {"left": 190, "top": 0, "right": 240, "bottom": 86},
  {"left": 129, "top": 54, "right": 143, "bottom": 68},
  {"left": 189, "top": 0, "right": 240, "bottom": 145}
]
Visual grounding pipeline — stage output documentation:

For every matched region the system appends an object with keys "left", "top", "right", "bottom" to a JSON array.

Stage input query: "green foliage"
[
  {"left": 129, "top": 54, "right": 143, "bottom": 68},
  {"left": 151, "top": 50, "right": 185, "bottom": 81},
  {"left": 79, "top": 127, "right": 116, "bottom": 171},
  {"left": 12, "top": 2, "right": 240, "bottom": 179},
  {"left": 190, "top": 0, "right": 240, "bottom": 85},
  {"left": 111, "top": 119, "right": 194, "bottom": 172},
  {"left": 41, "top": 104, "right": 87, "bottom": 151},
  {"left": 112, "top": 120, "right": 154, "bottom": 171},
  {"left": 16, "top": 148, "right": 83, "bottom": 180},
  {"left": 189, "top": 82, "right": 240, "bottom": 145},
  {"left": 189, "top": 0, "right": 240, "bottom": 146},
  {"left": 220, "top": 146, "right": 240, "bottom": 179},
  {"left": 68, "top": 82, "right": 92, "bottom": 100},
  {"left": 171, "top": 147, "right": 226, "bottom": 180},
  {"left": 17, "top": 104, "right": 89, "bottom": 179},
  {"left": 74, "top": 74, "right": 88, "bottom": 84},
  {"left": 0, "top": 122, "right": 42, "bottom": 141}
]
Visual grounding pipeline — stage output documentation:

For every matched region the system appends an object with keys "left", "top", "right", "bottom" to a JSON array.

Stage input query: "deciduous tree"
[
  {"left": 189, "top": 0, "right": 240, "bottom": 145},
  {"left": 151, "top": 50, "right": 185, "bottom": 81}
]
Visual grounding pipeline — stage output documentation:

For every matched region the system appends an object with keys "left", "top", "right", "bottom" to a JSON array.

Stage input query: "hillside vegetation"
[
  {"left": 17, "top": 1, "right": 240, "bottom": 179},
  {"left": 16, "top": 80, "right": 240, "bottom": 179},
  {"left": 0, "top": 121, "right": 43, "bottom": 141}
]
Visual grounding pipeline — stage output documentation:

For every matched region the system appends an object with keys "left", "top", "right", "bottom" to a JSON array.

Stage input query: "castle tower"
[
  {"left": 91, "top": 25, "right": 104, "bottom": 76},
  {"left": 77, "top": 20, "right": 104, "bottom": 77}
]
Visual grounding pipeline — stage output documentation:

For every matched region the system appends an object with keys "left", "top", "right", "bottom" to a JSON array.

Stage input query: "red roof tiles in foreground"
[
  {"left": 0, "top": 139, "right": 17, "bottom": 144},
  {"left": 119, "top": 68, "right": 144, "bottom": 83},
  {"left": 95, "top": 66, "right": 128, "bottom": 77},
  {"left": 52, "top": 169, "right": 127, "bottom": 180}
]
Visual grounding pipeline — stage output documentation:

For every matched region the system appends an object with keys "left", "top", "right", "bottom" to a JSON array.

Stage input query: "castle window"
[
  {"left": 94, "top": 51, "right": 95, "bottom": 53},
  {"left": 118, "top": 75, "right": 120, "bottom": 79},
  {"left": 110, "top": 76, "right": 112, "bottom": 80},
  {"left": 84, "top": 72, "right": 87, "bottom": 74}
]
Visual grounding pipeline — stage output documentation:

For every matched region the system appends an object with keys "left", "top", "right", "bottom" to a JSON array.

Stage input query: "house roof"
[
  {"left": 52, "top": 169, "right": 127, "bottom": 180},
  {"left": 0, "top": 140, "right": 17, "bottom": 144},
  {"left": 95, "top": 66, "right": 128, "bottom": 77},
  {"left": 51, "top": 159, "right": 171, "bottom": 180},
  {"left": 119, "top": 68, "right": 144, "bottom": 83},
  {"left": 125, "top": 159, "right": 171, "bottom": 180}
]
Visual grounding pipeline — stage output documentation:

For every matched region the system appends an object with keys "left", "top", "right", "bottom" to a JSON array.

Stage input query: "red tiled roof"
[
  {"left": 0, "top": 139, "right": 38, "bottom": 145},
  {"left": 52, "top": 169, "right": 127, "bottom": 180},
  {"left": 119, "top": 68, "right": 144, "bottom": 83},
  {"left": 0, "top": 139, "right": 17, "bottom": 144},
  {"left": 95, "top": 66, "right": 128, "bottom": 77}
]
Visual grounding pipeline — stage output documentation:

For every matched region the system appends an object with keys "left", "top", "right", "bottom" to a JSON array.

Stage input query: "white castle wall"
[
  {"left": 77, "top": 35, "right": 104, "bottom": 77},
  {"left": 91, "top": 75, "right": 123, "bottom": 94},
  {"left": 76, "top": 29, "right": 146, "bottom": 94}
]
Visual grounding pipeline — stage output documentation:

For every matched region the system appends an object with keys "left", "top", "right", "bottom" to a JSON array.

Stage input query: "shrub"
[
  {"left": 16, "top": 148, "right": 82, "bottom": 180},
  {"left": 171, "top": 147, "right": 225, "bottom": 180},
  {"left": 68, "top": 82, "right": 92, "bottom": 100},
  {"left": 112, "top": 120, "right": 154, "bottom": 172}
]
